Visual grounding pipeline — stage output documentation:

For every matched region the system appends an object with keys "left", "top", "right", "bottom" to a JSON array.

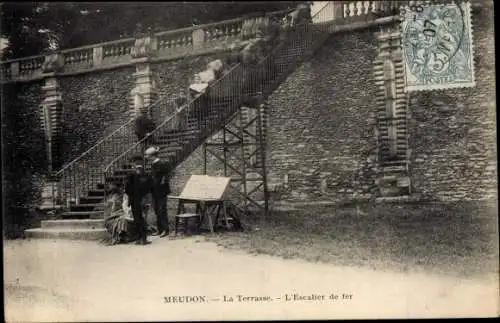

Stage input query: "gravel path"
[{"left": 4, "top": 237, "right": 498, "bottom": 321}]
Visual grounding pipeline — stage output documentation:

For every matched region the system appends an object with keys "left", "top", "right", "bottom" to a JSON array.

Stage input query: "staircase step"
[
  {"left": 62, "top": 211, "right": 104, "bottom": 218},
  {"left": 41, "top": 219, "right": 104, "bottom": 229},
  {"left": 24, "top": 228, "right": 107, "bottom": 241},
  {"left": 152, "top": 142, "right": 182, "bottom": 149},
  {"left": 113, "top": 169, "right": 135, "bottom": 177},
  {"left": 88, "top": 189, "right": 105, "bottom": 197},
  {"left": 70, "top": 203, "right": 105, "bottom": 212},
  {"left": 157, "top": 136, "right": 198, "bottom": 146},
  {"left": 159, "top": 129, "right": 200, "bottom": 139},
  {"left": 79, "top": 196, "right": 105, "bottom": 204}
]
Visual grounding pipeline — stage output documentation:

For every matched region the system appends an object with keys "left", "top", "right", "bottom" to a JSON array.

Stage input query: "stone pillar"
[
  {"left": 332, "top": 1, "right": 345, "bottom": 20},
  {"left": 39, "top": 180, "right": 62, "bottom": 212},
  {"left": 40, "top": 53, "right": 64, "bottom": 173},
  {"left": 93, "top": 46, "right": 103, "bottom": 67},
  {"left": 130, "top": 35, "right": 159, "bottom": 119},
  {"left": 192, "top": 29, "right": 205, "bottom": 50},
  {"left": 373, "top": 25, "right": 411, "bottom": 198},
  {"left": 39, "top": 52, "right": 65, "bottom": 210}
]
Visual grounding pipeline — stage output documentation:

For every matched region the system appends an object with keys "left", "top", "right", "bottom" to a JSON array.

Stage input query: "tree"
[{"left": 1, "top": 2, "right": 304, "bottom": 60}]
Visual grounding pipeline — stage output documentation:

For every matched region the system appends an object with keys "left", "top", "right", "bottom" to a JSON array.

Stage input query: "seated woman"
[{"left": 101, "top": 183, "right": 136, "bottom": 245}]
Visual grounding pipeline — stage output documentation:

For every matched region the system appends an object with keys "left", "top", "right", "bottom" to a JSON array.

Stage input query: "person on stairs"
[
  {"left": 124, "top": 155, "right": 153, "bottom": 245},
  {"left": 145, "top": 146, "right": 173, "bottom": 238},
  {"left": 134, "top": 94, "right": 156, "bottom": 153}
]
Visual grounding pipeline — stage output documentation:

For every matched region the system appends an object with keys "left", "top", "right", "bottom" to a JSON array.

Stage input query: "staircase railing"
[
  {"left": 51, "top": 94, "right": 175, "bottom": 208},
  {"left": 102, "top": 2, "right": 343, "bottom": 181},
  {"left": 48, "top": 7, "right": 301, "bottom": 209}
]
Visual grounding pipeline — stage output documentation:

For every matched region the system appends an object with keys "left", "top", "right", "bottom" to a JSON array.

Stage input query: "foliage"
[
  {"left": 1, "top": 1, "right": 304, "bottom": 59},
  {"left": 2, "top": 82, "right": 47, "bottom": 236}
]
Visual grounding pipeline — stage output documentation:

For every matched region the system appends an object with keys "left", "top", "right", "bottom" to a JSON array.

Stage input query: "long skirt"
[{"left": 102, "top": 211, "right": 136, "bottom": 245}]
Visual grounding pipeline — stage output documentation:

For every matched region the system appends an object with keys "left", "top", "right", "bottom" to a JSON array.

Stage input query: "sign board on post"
[{"left": 179, "top": 175, "right": 231, "bottom": 200}]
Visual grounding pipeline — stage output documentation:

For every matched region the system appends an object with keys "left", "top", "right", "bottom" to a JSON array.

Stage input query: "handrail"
[
  {"left": 0, "top": 53, "right": 47, "bottom": 64},
  {"left": 51, "top": 7, "right": 296, "bottom": 180},
  {"left": 59, "top": 38, "right": 136, "bottom": 53},
  {"left": 1, "top": 8, "right": 296, "bottom": 64},
  {"left": 54, "top": 91, "right": 172, "bottom": 176},
  {"left": 54, "top": 118, "right": 134, "bottom": 176},
  {"left": 103, "top": 62, "right": 242, "bottom": 173}
]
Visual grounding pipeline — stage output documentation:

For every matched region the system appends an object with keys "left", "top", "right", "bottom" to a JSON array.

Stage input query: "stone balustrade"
[{"left": 1, "top": 2, "right": 404, "bottom": 84}]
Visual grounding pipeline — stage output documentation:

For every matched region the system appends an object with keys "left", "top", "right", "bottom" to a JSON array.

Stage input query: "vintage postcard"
[
  {"left": 401, "top": 1, "right": 476, "bottom": 91},
  {"left": 2, "top": 1, "right": 498, "bottom": 322}
]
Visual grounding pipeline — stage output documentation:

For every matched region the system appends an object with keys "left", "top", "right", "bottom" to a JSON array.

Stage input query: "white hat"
[{"left": 145, "top": 146, "right": 160, "bottom": 156}]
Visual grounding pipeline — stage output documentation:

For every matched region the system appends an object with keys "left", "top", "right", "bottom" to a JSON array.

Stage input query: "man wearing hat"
[
  {"left": 124, "top": 155, "right": 152, "bottom": 245},
  {"left": 145, "top": 146, "right": 172, "bottom": 238}
]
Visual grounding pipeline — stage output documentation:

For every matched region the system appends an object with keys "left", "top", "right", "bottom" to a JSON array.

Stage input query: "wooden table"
[{"left": 169, "top": 195, "right": 229, "bottom": 233}]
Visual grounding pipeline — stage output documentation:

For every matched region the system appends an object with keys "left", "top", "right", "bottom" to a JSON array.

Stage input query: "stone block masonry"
[
  {"left": 59, "top": 67, "right": 135, "bottom": 165},
  {"left": 265, "top": 27, "right": 380, "bottom": 203}
]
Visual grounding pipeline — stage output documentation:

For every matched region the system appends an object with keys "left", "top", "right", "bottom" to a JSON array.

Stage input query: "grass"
[{"left": 207, "top": 200, "right": 499, "bottom": 279}]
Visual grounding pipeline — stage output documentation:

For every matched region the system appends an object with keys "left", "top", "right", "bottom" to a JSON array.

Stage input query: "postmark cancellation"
[{"left": 400, "top": 1, "right": 475, "bottom": 91}]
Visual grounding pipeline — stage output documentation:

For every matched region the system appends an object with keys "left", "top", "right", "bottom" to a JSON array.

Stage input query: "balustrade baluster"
[
  {"left": 364, "top": 1, "right": 370, "bottom": 15},
  {"left": 343, "top": 3, "right": 350, "bottom": 17}
]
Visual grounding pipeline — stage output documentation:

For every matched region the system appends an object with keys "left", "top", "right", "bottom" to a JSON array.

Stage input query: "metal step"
[
  {"left": 78, "top": 196, "right": 105, "bottom": 205},
  {"left": 87, "top": 189, "right": 105, "bottom": 197},
  {"left": 158, "top": 129, "right": 200, "bottom": 139}
]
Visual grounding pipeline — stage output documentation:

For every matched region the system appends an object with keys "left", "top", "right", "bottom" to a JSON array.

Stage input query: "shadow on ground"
[{"left": 207, "top": 200, "right": 499, "bottom": 279}]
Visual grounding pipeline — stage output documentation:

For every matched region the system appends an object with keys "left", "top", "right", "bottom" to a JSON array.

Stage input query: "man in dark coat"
[
  {"left": 145, "top": 146, "right": 172, "bottom": 238},
  {"left": 134, "top": 110, "right": 156, "bottom": 153},
  {"left": 124, "top": 155, "right": 153, "bottom": 245}
]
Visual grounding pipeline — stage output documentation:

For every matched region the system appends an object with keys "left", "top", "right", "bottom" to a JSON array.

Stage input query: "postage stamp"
[{"left": 400, "top": 1, "right": 475, "bottom": 91}]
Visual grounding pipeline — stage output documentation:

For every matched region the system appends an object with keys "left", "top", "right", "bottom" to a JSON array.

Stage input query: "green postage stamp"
[{"left": 400, "top": 1, "right": 475, "bottom": 91}]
